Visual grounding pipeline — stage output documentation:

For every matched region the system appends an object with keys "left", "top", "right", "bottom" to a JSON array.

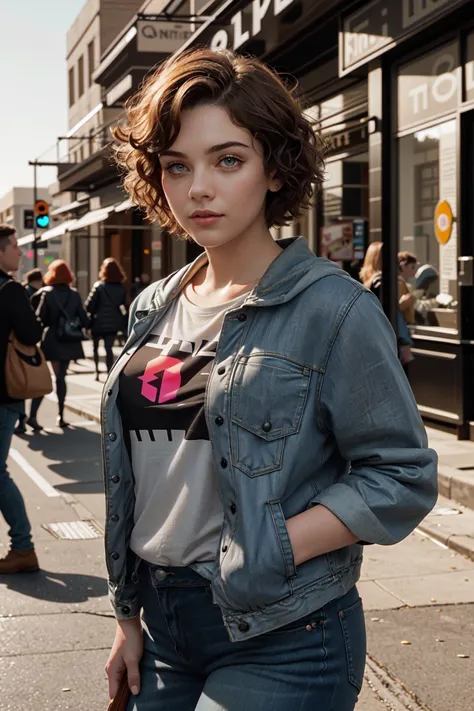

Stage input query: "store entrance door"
[{"left": 460, "top": 109, "right": 474, "bottom": 342}]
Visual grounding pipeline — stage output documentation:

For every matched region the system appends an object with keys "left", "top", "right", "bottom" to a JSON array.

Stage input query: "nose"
[{"left": 188, "top": 168, "right": 215, "bottom": 201}]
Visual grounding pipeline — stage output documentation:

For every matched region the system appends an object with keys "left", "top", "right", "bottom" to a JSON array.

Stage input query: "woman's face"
[{"left": 159, "top": 104, "right": 277, "bottom": 249}]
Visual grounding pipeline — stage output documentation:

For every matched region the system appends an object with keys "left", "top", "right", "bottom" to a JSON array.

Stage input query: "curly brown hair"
[
  {"left": 112, "top": 48, "right": 324, "bottom": 239},
  {"left": 99, "top": 257, "right": 127, "bottom": 283},
  {"left": 43, "top": 260, "right": 74, "bottom": 286}
]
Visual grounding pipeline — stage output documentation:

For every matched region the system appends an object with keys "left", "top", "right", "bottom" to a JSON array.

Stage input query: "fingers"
[
  {"left": 126, "top": 659, "right": 141, "bottom": 696},
  {"left": 105, "top": 658, "right": 125, "bottom": 701}
]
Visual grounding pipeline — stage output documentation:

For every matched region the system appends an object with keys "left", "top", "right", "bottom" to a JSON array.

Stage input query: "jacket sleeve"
[
  {"left": 85, "top": 282, "right": 100, "bottom": 316},
  {"left": 312, "top": 289, "right": 438, "bottom": 546},
  {"left": 74, "top": 291, "right": 90, "bottom": 329},
  {"left": 7, "top": 282, "right": 43, "bottom": 345}
]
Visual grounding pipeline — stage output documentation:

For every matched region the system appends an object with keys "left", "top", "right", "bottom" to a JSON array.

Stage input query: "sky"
[{"left": 0, "top": 0, "right": 86, "bottom": 198}]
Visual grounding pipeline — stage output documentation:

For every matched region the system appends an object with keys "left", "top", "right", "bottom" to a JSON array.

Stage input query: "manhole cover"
[{"left": 42, "top": 520, "right": 103, "bottom": 540}]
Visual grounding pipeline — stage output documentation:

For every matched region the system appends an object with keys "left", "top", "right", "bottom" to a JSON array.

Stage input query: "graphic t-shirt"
[{"left": 118, "top": 289, "right": 248, "bottom": 566}]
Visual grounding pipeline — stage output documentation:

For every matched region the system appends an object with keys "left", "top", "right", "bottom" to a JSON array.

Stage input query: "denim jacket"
[{"left": 101, "top": 237, "right": 438, "bottom": 642}]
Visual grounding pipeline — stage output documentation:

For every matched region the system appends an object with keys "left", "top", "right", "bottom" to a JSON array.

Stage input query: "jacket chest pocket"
[{"left": 229, "top": 354, "right": 311, "bottom": 477}]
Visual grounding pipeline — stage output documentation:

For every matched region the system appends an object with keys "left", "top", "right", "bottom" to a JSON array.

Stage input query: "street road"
[{"left": 0, "top": 371, "right": 473, "bottom": 710}]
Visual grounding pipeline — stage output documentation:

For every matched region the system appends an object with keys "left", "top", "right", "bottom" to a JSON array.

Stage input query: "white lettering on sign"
[
  {"left": 402, "top": 0, "right": 452, "bottom": 29},
  {"left": 253, "top": 0, "right": 272, "bottom": 36},
  {"left": 344, "top": 7, "right": 390, "bottom": 68},
  {"left": 408, "top": 51, "right": 458, "bottom": 115},
  {"left": 210, "top": 0, "right": 295, "bottom": 52}
]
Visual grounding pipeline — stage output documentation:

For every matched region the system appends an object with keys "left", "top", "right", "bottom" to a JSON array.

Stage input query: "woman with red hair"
[
  {"left": 32, "top": 260, "right": 89, "bottom": 427},
  {"left": 85, "top": 258, "right": 128, "bottom": 380}
]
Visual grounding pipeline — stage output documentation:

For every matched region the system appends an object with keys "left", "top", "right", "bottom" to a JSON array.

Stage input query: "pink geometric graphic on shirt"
[{"left": 138, "top": 355, "right": 184, "bottom": 403}]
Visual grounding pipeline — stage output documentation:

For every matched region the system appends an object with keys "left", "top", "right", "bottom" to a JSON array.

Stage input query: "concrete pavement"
[{"left": 1, "top": 361, "right": 474, "bottom": 709}]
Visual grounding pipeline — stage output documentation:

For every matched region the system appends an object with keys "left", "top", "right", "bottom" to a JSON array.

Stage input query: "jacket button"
[
  {"left": 262, "top": 421, "right": 272, "bottom": 433},
  {"left": 238, "top": 621, "right": 250, "bottom": 632},
  {"left": 111, "top": 475, "right": 120, "bottom": 484},
  {"left": 111, "top": 514, "right": 119, "bottom": 522},
  {"left": 230, "top": 503, "right": 237, "bottom": 514},
  {"left": 111, "top": 552, "right": 120, "bottom": 560},
  {"left": 121, "top": 606, "right": 130, "bottom": 615},
  {"left": 237, "top": 313, "right": 247, "bottom": 322},
  {"left": 155, "top": 569, "right": 168, "bottom": 581},
  {"left": 215, "top": 416, "right": 224, "bottom": 426},
  {"left": 108, "top": 432, "right": 117, "bottom": 441},
  {"left": 221, "top": 458, "right": 228, "bottom": 468},
  {"left": 217, "top": 366, "right": 225, "bottom": 375}
]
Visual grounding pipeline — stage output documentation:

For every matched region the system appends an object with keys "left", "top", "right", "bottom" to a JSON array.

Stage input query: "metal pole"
[{"left": 33, "top": 162, "right": 38, "bottom": 268}]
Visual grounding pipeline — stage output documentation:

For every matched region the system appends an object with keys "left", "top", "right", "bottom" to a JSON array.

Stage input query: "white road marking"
[
  {"left": 414, "top": 527, "right": 449, "bottom": 549},
  {"left": 9, "top": 449, "right": 61, "bottom": 498}
]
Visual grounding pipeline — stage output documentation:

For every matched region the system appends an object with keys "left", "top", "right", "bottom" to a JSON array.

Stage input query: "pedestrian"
[
  {"left": 0, "top": 224, "right": 42, "bottom": 574},
  {"left": 398, "top": 251, "right": 418, "bottom": 325},
  {"left": 14, "top": 269, "right": 46, "bottom": 434},
  {"left": 85, "top": 258, "right": 128, "bottom": 380},
  {"left": 360, "top": 241, "right": 414, "bottom": 366},
  {"left": 104, "top": 49, "right": 438, "bottom": 711},
  {"left": 130, "top": 272, "right": 150, "bottom": 301},
  {"left": 33, "top": 260, "right": 89, "bottom": 428}
]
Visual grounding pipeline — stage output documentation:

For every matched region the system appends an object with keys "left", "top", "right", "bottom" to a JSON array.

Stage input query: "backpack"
[
  {"left": 0, "top": 279, "right": 53, "bottom": 400},
  {"left": 50, "top": 290, "right": 85, "bottom": 343}
]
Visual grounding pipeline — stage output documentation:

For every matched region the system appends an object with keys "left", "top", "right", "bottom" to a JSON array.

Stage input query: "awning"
[
  {"left": 69, "top": 205, "right": 116, "bottom": 231},
  {"left": 51, "top": 199, "right": 88, "bottom": 216},
  {"left": 17, "top": 233, "right": 35, "bottom": 246},
  {"left": 38, "top": 220, "right": 78, "bottom": 242},
  {"left": 114, "top": 198, "right": 134, "bottom": 212}
]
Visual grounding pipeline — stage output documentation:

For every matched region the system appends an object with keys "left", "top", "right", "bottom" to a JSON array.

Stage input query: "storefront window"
[{"left": 399, "top": 119, "right": 457, "bottom": 331}]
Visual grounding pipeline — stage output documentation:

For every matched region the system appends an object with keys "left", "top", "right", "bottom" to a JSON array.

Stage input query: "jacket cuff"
[
  {"left": 108, "top": 585, "right": 141, "bottom": 621},
  {"left": 310, "top": 482, "right": 398, "bottom": 546}
]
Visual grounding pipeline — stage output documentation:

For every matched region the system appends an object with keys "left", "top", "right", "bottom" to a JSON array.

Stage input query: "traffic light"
[
  {"left": 34, "top": 200, "right": 50, "bottom": 229},
  {"left": 24, "top": 209, "right": 34, "bottom": 230}
]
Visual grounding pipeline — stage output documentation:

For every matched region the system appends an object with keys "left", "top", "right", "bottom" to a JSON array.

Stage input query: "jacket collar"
[{"left": 137, "top": 237, "right": 343, "bottom": 313}]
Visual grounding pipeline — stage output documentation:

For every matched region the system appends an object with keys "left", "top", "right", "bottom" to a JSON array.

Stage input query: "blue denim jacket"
[{"left": 101, "top": 237, "right": 437, "bottom": 641}]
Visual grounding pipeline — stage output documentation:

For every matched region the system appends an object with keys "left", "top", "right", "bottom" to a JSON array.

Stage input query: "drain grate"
[{"left": 42, "top": 520, "right": 103, "bottom": 540}]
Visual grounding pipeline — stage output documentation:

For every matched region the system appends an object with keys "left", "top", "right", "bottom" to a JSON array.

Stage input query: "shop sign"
[
  {"left": 324, "top": 123, "right": 368, "bottom": 157},
  {"left": 210, "top": 0, "right": 295, "bottom": 51},
  {"left": 398, "top": 41, "right": 460, "bottom": 131},
  {"left": 341, "top": 0, "right": 467, "bottom": 75},
  {"left": 434, "top": 200, "right": 453, "bottom": 245},
  {"left": 137, "top": 21, "right": 193, "bottom": 53}
]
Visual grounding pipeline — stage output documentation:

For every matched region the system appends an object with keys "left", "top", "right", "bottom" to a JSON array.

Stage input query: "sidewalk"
[{"left": 63, "top": 352, "right": 474, "bottom": 563}]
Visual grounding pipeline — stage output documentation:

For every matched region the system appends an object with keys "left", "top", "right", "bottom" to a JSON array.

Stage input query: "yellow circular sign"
[{"left": 434, "top": 200, "right": 453, "bottom": 245}]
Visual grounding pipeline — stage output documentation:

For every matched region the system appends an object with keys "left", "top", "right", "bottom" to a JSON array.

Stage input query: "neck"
[{"left": 196, "top": 223, "right": 282, "bottom": 293}]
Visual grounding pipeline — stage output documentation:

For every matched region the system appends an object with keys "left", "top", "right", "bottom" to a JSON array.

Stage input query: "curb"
[
  {"left": 417, "top": 518, "right": 474, "bottom": 562},
  {"left": 64, "top": 400, "right": 101, "bottom": 424},
  {"left": 438, "top": 464, "right": 474, "bottom": 511}
]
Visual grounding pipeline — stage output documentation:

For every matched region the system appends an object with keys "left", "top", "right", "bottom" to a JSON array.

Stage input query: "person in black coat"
[
  {"left": 0, "top": 224, "right": 42, "bottom": 573},
  {"left": 33, "top": 260, "right": 89, "bottom": 427},
  {"left": 85, "top": 258, "right": 128, "bottom": 380},
  {"left": 15, "top": 269, "right": 45, "bottom": 434}
]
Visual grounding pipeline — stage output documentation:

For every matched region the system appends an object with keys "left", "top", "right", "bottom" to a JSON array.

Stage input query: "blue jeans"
[
  {"left": 128, "top": 563, "right": 366, "bottom": 711},
  {"left": 0, "top": 405, "right": 33, "bottom": 551}
]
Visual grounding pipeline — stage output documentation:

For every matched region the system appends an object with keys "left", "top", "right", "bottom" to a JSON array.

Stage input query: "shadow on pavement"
[{"left": 0, "top": 569, "right": 108, "bottom": 603}]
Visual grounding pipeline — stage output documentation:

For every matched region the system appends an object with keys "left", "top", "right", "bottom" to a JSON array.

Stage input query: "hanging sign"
[{"left": 434, "top": 200, "right": 453, "bottom": 245}]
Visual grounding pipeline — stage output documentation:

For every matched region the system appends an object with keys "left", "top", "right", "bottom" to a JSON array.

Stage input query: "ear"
[{"left": 267, "top": 171, "right": 283, "bottom": 192}]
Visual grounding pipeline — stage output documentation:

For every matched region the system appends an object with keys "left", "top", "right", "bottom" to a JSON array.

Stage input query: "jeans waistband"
[{"left": 142, "top": 560, "right": 211, "bottom": 588}]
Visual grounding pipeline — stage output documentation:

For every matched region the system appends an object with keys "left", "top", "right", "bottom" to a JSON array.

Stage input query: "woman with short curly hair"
[{"left": 103, "top": 49, "right": 437, "bottom": 710}]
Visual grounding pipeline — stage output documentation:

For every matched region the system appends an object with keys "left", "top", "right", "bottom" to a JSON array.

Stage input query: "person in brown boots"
[{"left": 0, "top": 224, "right": 42, "bottom": 573}]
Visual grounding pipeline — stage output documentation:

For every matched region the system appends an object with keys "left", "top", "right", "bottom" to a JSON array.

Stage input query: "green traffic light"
[{"left": 36, "top": 215, "right": 50, "bottom": 228}]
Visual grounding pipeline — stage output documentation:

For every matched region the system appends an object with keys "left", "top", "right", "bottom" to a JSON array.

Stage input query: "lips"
[
  {"left": 190, "top": 210, "right": 223, "bottom": 218},
  {"left": 190, "top": 211, "right": 224, "bottom": 227}
]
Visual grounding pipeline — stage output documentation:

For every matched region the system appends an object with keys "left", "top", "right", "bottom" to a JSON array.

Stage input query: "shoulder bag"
[
  {"left": 51, "top": 290, "right": 85, "bottom": 343},
  {"left": 0, "top": 280, "right": 53, "bottom": 400}
]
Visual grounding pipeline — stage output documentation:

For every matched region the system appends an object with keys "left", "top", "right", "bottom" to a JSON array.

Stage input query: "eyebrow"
[{"left": 159, "top": 141, "right": 250, "bottom": 158}]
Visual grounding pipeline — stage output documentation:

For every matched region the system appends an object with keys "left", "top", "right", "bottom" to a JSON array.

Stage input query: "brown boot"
[{"left": 0, "top": 549, "right": 39, "bottom": 574}]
